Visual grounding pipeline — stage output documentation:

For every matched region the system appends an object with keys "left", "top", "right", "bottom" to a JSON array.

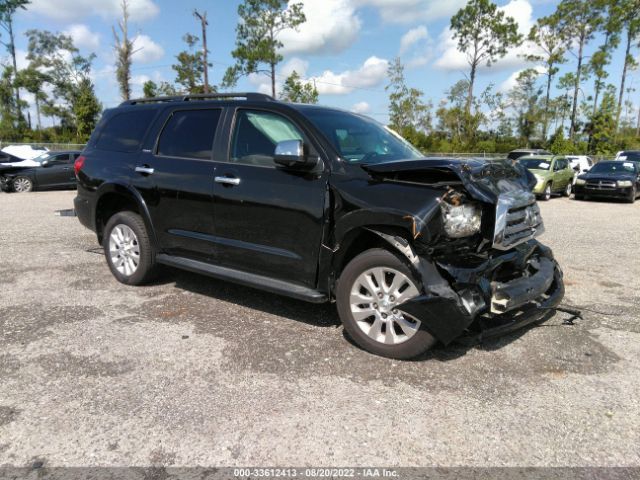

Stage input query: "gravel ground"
[{"left": 0, "top": 190, "right": 639, "bottom": 468}]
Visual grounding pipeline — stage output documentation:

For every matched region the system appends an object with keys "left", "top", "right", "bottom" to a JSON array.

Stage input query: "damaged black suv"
[{"left": 74, "top": 93, "right": 564, "bottom": 359}]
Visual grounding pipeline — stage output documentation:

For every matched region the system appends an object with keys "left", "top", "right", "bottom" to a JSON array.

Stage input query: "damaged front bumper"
[{"left": 396, "top": 240, "right": 564, "bottom": 346}]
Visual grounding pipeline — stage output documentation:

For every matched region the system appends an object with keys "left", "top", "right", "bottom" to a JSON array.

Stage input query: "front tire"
[
  {"left": 336, "top": 249, "right": 437, "bottom": 360},
  {"left": 103, "top": 211, "right": 157, "bottom": 285},
  {"left": 627, "top": 187, "right": 637, "bottom": 204},
  {"left": 539, "top": 184, "right": 552, "bottom": 201},
  {"left": 563, "top": 182, "right": 572, "bottom": 197},
  {"left": 12, "top": 176, "right": 33, "bottom": 193}
]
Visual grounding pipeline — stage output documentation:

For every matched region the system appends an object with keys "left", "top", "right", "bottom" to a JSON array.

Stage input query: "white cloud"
[
  {"left": 498, "top": 65, "right": 547, "bottom": 93},
  {"left": 280, "top": 0, "right": 361, "bottom": 55},
  {"left": 28, "top": 0, "right": 159, "bottom": 22},
  {"left": 351, "top": 101, "right": 371, "bottom": 114},
  {"left": 434, "top": 0, "right": 535, "bottom": 73},
  {"left": 280, "top": 57, "right": 310, "bottom": 78},
  {"left": 357, "top": 0, "right": 467, "bottom": 24},
  {"left": 309, "top": 56, "right": 389, "bottom": 95},
  {"left": 64, "top": 24, "right": 100, "bottom": 50},
  {"left": 400, "top": 26, "right": 429, "bottom": 55},
  {"left": 131, "top": 34, "right": 164, "bottom": 64}
]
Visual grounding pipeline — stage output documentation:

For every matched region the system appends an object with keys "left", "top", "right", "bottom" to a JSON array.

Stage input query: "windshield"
[
  {"left": 590, "top": 162, "right": 637, "bottom": 174},
  {"left": 519, "top": 158, "right": 551, "bottom": 170},
  {"left": 302, "top": 109, "right": 423, "bottom": 164},
  {"left": 32, "top": 152, "right": 51, "bottom": 164}
]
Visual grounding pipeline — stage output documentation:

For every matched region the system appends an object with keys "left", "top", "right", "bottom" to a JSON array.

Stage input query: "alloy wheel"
[
  {"left": 108, "top": 224, "right": 141, "bottom": 276},
  {"left": 13, "top": 177, "right": 32, "bottom": 193},
  {"left": 349, "top": 267, "right": 421, "bottom": 345}
]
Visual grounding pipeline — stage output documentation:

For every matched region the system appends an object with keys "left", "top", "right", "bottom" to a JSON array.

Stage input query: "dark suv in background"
[
  {"left": 74, "top": 93, "right": 564, "bottom": 359},
  {"left": 1, "top": 150, "right": 82, "bottom": 192}
]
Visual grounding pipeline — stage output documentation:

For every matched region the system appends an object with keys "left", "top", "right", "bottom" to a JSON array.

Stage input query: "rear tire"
[
  {"left": 336, "top": 248, "right": 437, "bottom": 360},
  {"left": 103, "top": 211, "right": 157, "bottom": 285}
]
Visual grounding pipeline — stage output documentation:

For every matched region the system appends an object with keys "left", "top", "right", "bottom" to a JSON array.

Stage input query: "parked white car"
[
  {"left": 1, "top": 144, "right": 48, "bottom": 160},
  {"left": 566, "top": 155, "right": 593, "bottom": 181}
]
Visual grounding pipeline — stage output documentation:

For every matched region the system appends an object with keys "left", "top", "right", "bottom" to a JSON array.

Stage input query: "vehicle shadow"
[
  {"left": 157, "top": 266, "right": 341, "bottom": 329},
  {"left": 343, "top": 309, "right": 560, "bottom": 362},
  {"left": 151, "top": 267, "right": 561, "bottom": 362}
]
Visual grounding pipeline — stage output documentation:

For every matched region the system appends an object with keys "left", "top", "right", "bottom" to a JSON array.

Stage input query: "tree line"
[
  {"left": 0, "top": 0, "right": 638, "bottom": 155},
  {"left": 388, "top": 0, "right": 640, "bottom": 155}
]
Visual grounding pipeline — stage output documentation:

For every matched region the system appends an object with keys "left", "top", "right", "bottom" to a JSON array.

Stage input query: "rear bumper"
[
  {"left": 74, "top": 195, "right": 94, "bottom": 231},
  {"left": 397, "top": 241, "right": 564, "bottom": 345}
]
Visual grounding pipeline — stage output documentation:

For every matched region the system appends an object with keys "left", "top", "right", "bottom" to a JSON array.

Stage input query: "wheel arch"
[
  {"left": 93, "top": 183, "right": 158, "bottom": 248},
  {"left": 329, "top": 224, "right": 417, "bottom": 292}
]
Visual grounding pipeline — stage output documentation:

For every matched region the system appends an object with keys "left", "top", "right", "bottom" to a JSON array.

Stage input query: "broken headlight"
[{"left": 440, "top": 192, "right": 482, "bottom": 238}]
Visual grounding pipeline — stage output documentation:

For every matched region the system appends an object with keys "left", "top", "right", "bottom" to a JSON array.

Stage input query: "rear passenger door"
[
  {"left": 132, "top": 108, "right": 223, "bottom": 262},
  {"left": 211, "top": 108, "right": 328, "bottom": 288}
]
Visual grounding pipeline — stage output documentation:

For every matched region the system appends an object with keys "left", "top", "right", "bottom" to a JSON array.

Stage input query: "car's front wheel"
[
  {"left": 563, "top": 182, "right": 572, "bottom": 197},
  {"left": 12, "top": 176, "right": 33, "bottom": 193},
  {"left": 103, "top": 211, "right": 157, "bottom": 285},
  {"left": 539, "top": 184, "right": 552, "bottom": 201},
  {"left": 336, "top": 248, "right": 437, "bottom": 359},
  {"left": 627, "top": 186, "right": 637, "bottom": 204}
]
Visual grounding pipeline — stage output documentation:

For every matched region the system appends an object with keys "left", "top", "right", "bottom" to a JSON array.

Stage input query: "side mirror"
[
  {"left": 274, "top": 140, "right": 313, "bottom": 169},
  {"left": 41, "top": 160, "right": 50, "bottom": 167},
  {"left": 583, "top": 169, "right": 589, "bottom": 173}
]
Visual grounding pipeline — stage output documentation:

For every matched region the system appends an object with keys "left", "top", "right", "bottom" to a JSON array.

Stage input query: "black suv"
[{"left": 74, "top": 93, "right": 564, "bottom": 359}]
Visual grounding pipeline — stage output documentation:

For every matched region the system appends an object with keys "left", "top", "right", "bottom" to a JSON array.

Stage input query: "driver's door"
[
  {"left": 212, "top": 108, "right": 328, "bottom": 288},
  {"left": 35, "top": 153, "right": 73, "bottom": 188}
]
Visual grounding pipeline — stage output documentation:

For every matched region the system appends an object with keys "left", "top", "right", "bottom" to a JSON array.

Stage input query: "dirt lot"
[{"left": 0, "top": 190, "right": 639, "bottom": 468}]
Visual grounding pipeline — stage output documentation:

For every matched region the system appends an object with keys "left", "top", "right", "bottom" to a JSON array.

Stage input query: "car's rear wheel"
[
  {"left": 103, "top": 211, "right": 157, "bottom": 285},
  {"left": 12, "top": 176, "right": 33, "bottom": 193},
  {"left": 336, "top": 248, "right": 437, "bottom": 360}
]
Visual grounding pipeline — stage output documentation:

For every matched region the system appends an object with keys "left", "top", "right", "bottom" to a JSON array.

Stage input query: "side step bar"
[{"left": 156, "top": 254, "right": 328, "bottom": 304}]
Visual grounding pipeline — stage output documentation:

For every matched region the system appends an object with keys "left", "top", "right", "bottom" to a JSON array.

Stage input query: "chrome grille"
[
  {"left": 586, "top": 180, "right": 616, "bottom": 190},
  {"left": 493, "top": 191, "right": 545, "bottom": 250}
]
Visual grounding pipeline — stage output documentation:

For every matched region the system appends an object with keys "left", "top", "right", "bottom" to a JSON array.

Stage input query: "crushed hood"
[{"left": 362, "top": 158, "right": 536, "bottom": 204}]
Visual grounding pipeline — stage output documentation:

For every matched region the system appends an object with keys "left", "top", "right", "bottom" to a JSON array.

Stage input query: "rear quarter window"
[{"left": 95, "top": 109, "right": 157, "bottom": 153}]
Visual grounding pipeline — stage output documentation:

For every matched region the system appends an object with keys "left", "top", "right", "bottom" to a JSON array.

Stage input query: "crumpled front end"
[
  {"left": 361, "top": 158, "right": 564, "bottom": 345},
  {"left": 396, "top": 240, "right": 564, "bottom": 345}
]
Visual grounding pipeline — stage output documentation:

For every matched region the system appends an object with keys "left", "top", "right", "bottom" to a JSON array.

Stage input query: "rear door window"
[
  {"left": 156, "top": 109, "right": 222, "bottom": 160},
  {"left": 95, "top": 109, "right": 156, "bottom": 153}
]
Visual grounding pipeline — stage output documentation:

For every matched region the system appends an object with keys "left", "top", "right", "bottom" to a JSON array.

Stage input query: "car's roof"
[{"left": 47, "top": 150, "right": 82, "bottom": 155}]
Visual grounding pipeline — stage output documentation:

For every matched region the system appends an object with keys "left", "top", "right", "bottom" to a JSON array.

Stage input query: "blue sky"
[{"left": 8, "top": 0, "right": 640, "bottom": 125}]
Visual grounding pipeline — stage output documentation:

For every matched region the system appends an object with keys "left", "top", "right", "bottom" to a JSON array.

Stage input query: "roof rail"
[{"left": 120, "top": 92, "right": 275, "bottom": 106}]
